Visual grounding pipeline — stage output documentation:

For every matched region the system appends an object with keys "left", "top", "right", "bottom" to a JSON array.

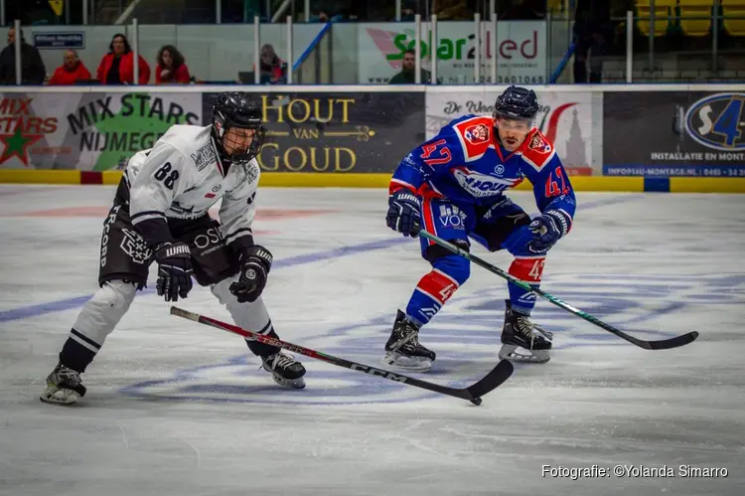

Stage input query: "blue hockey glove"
[
  {"left": 528, "top": 210, "right": 571, "bottom": 253},
  {"left": 386, "top": 189, "right": 421, "bottom": 237}
]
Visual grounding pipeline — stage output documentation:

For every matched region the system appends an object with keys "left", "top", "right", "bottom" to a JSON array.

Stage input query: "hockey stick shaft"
[
  {"left": 418, "top": 230, "right": 698, "bottom": 350},
  {"left": 170, "top": 306, "right": 513, "bottom": 404}
]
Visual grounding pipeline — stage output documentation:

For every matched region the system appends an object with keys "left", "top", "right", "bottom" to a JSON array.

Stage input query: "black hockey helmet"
[
  {"left": 211, "top": 92, "right": 265, "bottom": 162},
  {"left": 493, "top": 85, "right": 539, "bottom": 122}
]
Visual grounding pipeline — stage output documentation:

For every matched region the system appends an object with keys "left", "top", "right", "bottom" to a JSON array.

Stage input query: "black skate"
[
  {"left": 381, "top": 310, "right": 436, "bottom": 372},
  {"left": 499, "top": 300, "right": 553, "bottom": 364},
  {"left": 261, "top": 352, "right": 306, "bottom": 389},
  {"left": 40, "top": 363, "right": 87, "bottom": 405}
]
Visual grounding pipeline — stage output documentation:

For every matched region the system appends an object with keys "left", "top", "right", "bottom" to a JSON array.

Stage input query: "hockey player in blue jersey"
[{"left": 383, "top": 86, "right": 576, "bottom": 371}]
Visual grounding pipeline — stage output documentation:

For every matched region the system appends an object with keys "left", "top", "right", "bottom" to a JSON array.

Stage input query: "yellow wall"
[{"left": 2, "top": 170, "right": 744, "bottom": 193}]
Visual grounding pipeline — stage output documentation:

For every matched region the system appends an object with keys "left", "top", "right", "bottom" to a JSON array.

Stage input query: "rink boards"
[
  {"left": 0, "top": 84, "right": 744, "bottom": 192},
  {"left": 1, "top": 169, "right": 743, "bottom": 193}
]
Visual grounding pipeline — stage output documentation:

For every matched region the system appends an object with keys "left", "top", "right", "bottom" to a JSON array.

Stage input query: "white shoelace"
[
  {"left": 514, "top": 315, "right": 535, "bottom": 337},
  {"left": 267, "top": 354, "right": 296, "bottom": 370}
]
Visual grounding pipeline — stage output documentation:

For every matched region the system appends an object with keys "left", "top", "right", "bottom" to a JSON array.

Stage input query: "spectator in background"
[
  {"left": 573, "top": 0, "right": 611, "bottom": 83},
  {"left": 0, "top": 27, "right": 46, "bottom": 84},
  {"left": 308, "top": 0, "right": 347, "bottom": 22},
  {"left": 309, "top": 0, "right": 352, "bottom": 22},
  {"left": 155, "top": 45, "right": 191, "bottom": 85},
  {"left": 48, "top": 49, "right": 91, "bottom": 85},
  {"left": 97, "top": 33, "right": 151, "bottom": 85},
  {"left": 401, "top": 4, "right": 416, "bottom": 21},
  {"left": 433, "top": 0, "right": 472, "bottom": 20},
  {"left": 389, "top": 49, "right": 431, "bottom": 84},
  {"left": 312, "top": 10, "right": 330, "bottom": 22},
  {"left": 259, "top": 44, "right": 286, "bottom": 84}
]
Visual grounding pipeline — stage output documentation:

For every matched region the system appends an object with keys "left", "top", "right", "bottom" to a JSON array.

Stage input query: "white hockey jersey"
[{"left": 126, "top": 124, "right": 258, "bottom": 248}]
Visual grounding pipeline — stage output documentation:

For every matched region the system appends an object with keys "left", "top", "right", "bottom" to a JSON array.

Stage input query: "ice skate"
[
  {"left": 261, "top": 352, "right": 306, "bottom": 389},
  {"left": 499, "top": 300, "right": 553, "bottom": 364},
  {"left": 40, "top": 363, "right": 87, "bottom": 405},
  {"left": 382, "top": 310, "right": 436, "bottom": 372}
]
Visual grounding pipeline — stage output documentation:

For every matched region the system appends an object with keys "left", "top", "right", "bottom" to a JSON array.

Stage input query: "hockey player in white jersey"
[{"left": 40, "top": 92, "right": 306, "bottom": 405}]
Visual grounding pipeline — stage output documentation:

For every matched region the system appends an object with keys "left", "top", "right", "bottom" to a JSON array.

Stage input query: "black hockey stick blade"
[
  {"left": 626, "top": 330, "right": 699, "bottom": 350},
  {"left": 464, "top": 359, "right": 514, "bottom": 405},
  {"left": 171, "top": 306, "right": 514, "bottom": 405},
  {"left": 418, "top": 230, "right": 699, "bottom": 351}
]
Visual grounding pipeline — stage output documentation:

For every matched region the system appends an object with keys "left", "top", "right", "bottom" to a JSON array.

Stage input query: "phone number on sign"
[
  {"left": 542, "top": 465, "right": 729, "bottom": 480},
  {"left": 440, "top": 75, "right": 545, "bottom": 84},
  {"left": 701, "top": 168, "right": 745, "bottom": 177}
]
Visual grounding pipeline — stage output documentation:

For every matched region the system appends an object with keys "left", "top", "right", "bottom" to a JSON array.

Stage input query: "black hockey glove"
[
  {"left": 528, "top": 210, "right": 571, "bottom": 253},
  {"left": 386, "top": 189, "right": 421, "bottom": 237},
  {"left": 154, "top": 241, "right": 194, "bottom": 302},
  {"left": 230, "top": 245, "right": 273, "bottom": 303}
]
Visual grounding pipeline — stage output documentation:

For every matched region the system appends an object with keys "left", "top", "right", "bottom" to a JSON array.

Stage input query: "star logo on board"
[
  {"left": 0, "top": 124, "right": 42, "bottom": 167},
  {"left": 92, "top": 93, "right": 193, "bottom": 171}
]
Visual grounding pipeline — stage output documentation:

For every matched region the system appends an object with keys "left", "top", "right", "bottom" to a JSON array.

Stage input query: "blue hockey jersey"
[{"left": 390, "top": 114, "right": 577, "bottom": 224}]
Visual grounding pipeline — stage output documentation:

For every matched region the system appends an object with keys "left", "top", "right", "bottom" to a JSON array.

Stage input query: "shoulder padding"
[
  {"left": 451, "top": 116, "right": 494, "bottom": 163},
  {"left": 520, "top": 129, "right": 556, "bottom": 171}
]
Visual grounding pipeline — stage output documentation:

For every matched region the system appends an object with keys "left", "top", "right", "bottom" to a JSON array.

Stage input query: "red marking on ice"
[
  {"left": 255, "top": 209, "right": 337, "bottom": 220},
  {"left": 12, "top": 206, "right": 108, "bottom": 217}
]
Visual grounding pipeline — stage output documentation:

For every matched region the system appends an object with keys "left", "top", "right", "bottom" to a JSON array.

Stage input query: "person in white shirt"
[{"left": 41, "top": 92, "right": 306, "bottom": 405}]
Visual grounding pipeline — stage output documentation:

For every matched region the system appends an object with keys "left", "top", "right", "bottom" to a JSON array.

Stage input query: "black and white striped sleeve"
[{"left": 128, "top": 141, "right": 192, "bottom": 247}]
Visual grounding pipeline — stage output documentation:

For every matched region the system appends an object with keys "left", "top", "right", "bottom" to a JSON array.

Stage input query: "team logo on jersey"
[
  {"left": 528, "top": 133, "right": 552, "bottom": 153},
  {"left": 684, "top": 93, "right": 745, "bottom": 151},
  {"left": 438, "top": 204, "right": 466, "bottom": 229},
  {"left": 193, "top": 227, "right": 225, "bottom": 256},
  {"left": 242, "top": 161, "right": 259, "bottom": 184},
  {"left": 205, "top": 184, "right": 222, "bottom": 199},
  {"left": 120, "top": 228, "right": 152, "bottom": 264},
  {"left": 494, "top": 164, "right": 505, "bottom": 175},
  {"left": 191, "top": 143, "right": 217, "bottom": 171},
  {"left": 454, "top": 118, "right": 494, "bottom": 162},
  {"left": 463, "top": 123, "right": 490, "bottom": 145},
  {"left": 100, "top": 205, "right": 121, "bottom": 268},
  {"left": 403, "top": 153, "right": 417, "bottom": 167},
  {"left": 452, "top": 168, "right": 518, "bottom": 198}
]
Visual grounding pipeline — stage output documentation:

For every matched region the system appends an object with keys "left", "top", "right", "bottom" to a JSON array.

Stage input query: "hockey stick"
[
  {"left": 418, "top": 230, "right": 699, "bottom": 351},
  {"left": 170, "top": 306, "right": 514, "bottom": 405}
]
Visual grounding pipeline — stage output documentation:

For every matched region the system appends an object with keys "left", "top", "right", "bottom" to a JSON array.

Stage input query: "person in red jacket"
[
  {"left": 48, "top": 50, "right": 92, "bottom": 85},
  {"left": 258, "top": 44, "right": 286, "bottom": 84},
  {"left": 96, "top": 33, "right": 150, "bottom": 85},
  {"left": 154, "top": 45, "right": 191, "bottom": 85}
]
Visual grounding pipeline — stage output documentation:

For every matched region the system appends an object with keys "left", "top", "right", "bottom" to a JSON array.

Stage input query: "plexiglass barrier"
[{"left": 2, "top": 4, "right": 744, "bottom": 85}]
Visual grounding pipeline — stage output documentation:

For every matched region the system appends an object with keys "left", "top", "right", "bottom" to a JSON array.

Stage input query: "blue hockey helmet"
[{"left": 493, "top": 86, "right": 539, "bottom": 122}]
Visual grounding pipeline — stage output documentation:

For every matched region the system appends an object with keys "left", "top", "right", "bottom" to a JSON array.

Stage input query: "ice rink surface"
[{"left": 0, "top": 185, "right": 744, "bottom": 496}]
